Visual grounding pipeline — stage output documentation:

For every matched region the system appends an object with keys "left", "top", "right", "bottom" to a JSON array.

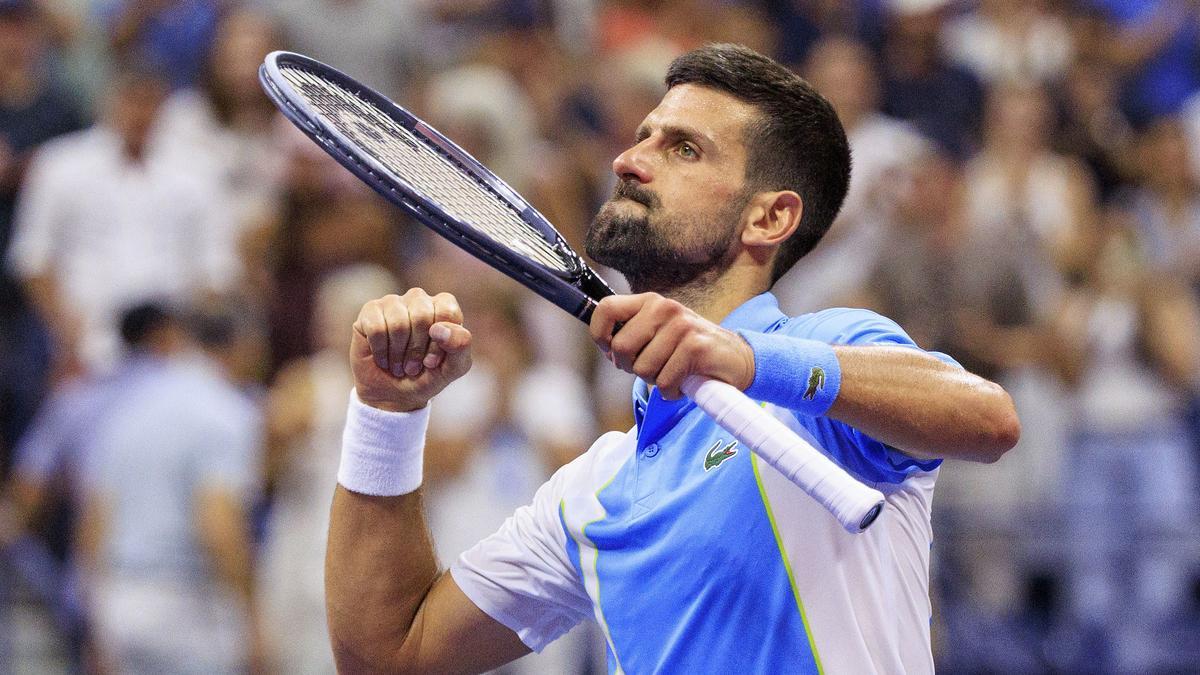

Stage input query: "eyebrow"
[{"left": 634, "top": 123, "right": 715, "bottom": 151}]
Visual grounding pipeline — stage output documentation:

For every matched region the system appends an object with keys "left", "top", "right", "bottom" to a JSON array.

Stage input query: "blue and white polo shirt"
[{"left": 451, "top": 292, "right": 950, "bottom": 674}]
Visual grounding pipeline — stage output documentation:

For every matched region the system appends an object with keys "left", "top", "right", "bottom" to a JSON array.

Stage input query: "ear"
[{"left": 741, "top": 190, "right": 803, "bottom": 250}]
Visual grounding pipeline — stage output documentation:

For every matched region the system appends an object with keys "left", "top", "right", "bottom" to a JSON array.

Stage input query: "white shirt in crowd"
[{"left": 7, "top": 126, "right": 238, "bottom": 370}]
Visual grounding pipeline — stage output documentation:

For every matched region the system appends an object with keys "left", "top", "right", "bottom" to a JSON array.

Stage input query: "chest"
[{"left": 564, "top": 411, "right": 773, "bottom": 572}]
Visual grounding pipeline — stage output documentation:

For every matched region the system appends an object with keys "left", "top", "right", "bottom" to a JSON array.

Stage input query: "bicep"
[{"left": 397, "top": 573, "right": 531, "bottom": 674}]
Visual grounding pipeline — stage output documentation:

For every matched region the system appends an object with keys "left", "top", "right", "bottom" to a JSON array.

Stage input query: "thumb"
[
  {"left": 429, "top": 322, "right": 471, "bottom": 353},
  {"left": 430, "top": 321, "right": 472, "bottom": 378}
]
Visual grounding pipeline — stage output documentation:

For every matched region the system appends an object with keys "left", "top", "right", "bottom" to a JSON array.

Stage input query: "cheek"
[{"left": 667, "top": 173, "right": 740, "bottom": 217}]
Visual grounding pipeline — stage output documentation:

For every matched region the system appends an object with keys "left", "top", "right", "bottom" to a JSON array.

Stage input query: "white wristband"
[{"left": 337, "top": 389, "right": 429, "bottom": 496}]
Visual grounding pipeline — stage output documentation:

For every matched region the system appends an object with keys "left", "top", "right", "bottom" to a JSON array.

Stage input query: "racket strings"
[{"left": 279, "top": 66, "right": 570, "bottom": 273}]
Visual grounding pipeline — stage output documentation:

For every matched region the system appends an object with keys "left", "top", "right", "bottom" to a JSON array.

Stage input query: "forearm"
[
  {"left": 827, "top": 346, "right": 1020, "bottom": 463},
  {"left": 326, "top": 486, "right": 440, "bottom": 672},
  {"left": 739, "top": 330, "right": 1019, "bottom": 463},
  {"left": 326, "top": 394, "right": 443, "bottom": 671},
  {"left": 196, "top": 491, "right": 255, "bottom": 602}
]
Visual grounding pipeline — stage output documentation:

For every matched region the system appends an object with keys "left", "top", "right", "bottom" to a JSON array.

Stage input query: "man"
[
  {"left": 7, "top": 60, "right": 237, "bottom": 373},
  {"left": 328, "top": 44, "right": 1020, "bottom": 673},
  {"left": 78, "top": 302, "right": 262, "bottom": 674},
  {"left": 2, "top": 303, "right": 183, "bottom": 667},
  {"left": 0, "top": 0, "right": 83, "bottom": 475}
]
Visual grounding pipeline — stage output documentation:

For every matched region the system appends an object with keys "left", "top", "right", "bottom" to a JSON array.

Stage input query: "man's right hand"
[{"left": 350, "top": 289, "right": 472, "bottom": 413}]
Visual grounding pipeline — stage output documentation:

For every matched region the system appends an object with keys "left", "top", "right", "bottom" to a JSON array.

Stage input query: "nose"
[{"left": 612, "top": 139, "right": 651, "bottom": 184}]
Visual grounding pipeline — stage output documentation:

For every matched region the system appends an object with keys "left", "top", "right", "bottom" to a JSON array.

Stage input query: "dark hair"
[
  {"left": 665, "top": 43, "right": 851, "bottom": 284},
  {"left": 119, "top": 302, "right": 174, "bottom": 348}
]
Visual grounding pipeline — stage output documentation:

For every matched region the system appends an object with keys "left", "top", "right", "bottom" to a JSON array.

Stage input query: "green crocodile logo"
[
  {"left": 703, "top": 440, "right": 739, "bottom": 472},
  {"left": 802, "top": 366, "right": 826, "bottom": 401}
]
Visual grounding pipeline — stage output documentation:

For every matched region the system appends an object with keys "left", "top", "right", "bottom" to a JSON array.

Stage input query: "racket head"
[{"left": 259, "top": 51, "right": 614, "bottom": 320}]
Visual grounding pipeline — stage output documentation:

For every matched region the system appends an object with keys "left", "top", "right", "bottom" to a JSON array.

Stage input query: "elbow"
[
  {"left": 974, "top": 382, "right": 1021, "bottom": 464},
  {"left": 330, "top": 639, "right": 410, "bottom": 675}
]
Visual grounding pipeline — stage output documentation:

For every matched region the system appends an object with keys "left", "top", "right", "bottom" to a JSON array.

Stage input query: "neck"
[{"left": 653, "top": 257, "right": 771, "bottom": 324}]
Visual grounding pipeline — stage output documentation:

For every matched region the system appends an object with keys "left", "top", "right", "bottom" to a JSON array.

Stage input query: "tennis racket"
[{"left": 259, "top": 51, "right": 885, "bottom": 533}]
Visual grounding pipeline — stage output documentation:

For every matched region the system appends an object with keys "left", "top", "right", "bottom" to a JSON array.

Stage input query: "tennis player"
[{"left": 328, "top": 44, "right": 1020, "bottom": 674}]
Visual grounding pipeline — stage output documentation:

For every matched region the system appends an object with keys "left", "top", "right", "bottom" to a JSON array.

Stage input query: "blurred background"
[{"left": 0, "top": 0, "right": 1199, "bottom": 672}]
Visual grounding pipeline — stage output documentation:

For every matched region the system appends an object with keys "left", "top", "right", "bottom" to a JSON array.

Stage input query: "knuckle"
[
  {"left": 610, "top": 334, "right": 633, "bottom": 355},
  {"left": 632, "top": 361, "right": 655, "bottom": 380},
  {"left": 434, "top": 293, "right": 462, "bottom": 318}
]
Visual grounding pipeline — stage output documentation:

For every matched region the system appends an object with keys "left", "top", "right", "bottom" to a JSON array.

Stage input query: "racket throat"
[{"left": 575, "top": 268, "right": 616, "bottom": 324}]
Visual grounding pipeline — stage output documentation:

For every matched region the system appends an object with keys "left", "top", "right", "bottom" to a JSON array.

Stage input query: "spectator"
[
  {"left": 155, "top": 8, "right": 288, "bottom": 243},
  {"left": 1125, "top": 117, "right": 1200, "bottom": 287},
  {"left": 0, "top": 0, "right": 83, "bottom": 252},
  {"left": 0, "top": 0, "right": 84, "bottom": 474},
  {"left": 1055, "top": 56, "right": 1138, "bottom": 202},
  {"left": 1056, "top": 205, "right": 1200, "bottom": 670},
  {"left": 1083, "top": 0, "right": 1200, "bottom": 126},
  {"left": 265, "top": 178, "right": 403, "bottom": 373},
  {"left": 776, "top": 35, "right": 929, "bottom": 314},
  {"left": 78, "top": 299, "right": 263, "bottom": 674},
  {"left": 761, "top": 0, "right": 889, "bottom": 66},
  {"left": 8, "top": 303, "right": 186, "bottom": 551},
  {"left": 256, "top": 0, "right": 427, "bottom": 99},
  {"left": 257, "top": 263, "right": 397, "bottom": 674},
  {"left": 964, "top": 81, "right": 1095, "bottom": 295},
  {"left": 942, "top": 0, "right": 1074, "bottom": 85},
  {"left": 879, "top": 0, "right": 985, "bottom": 158},
  {"left": 958, "top": 80, "right": 1093, "bottom": 550},
  {"left": 3, "top": 302, "right": 186, "bottom": 667},
  {"left": 861, "top": 144, "right": 1068, "bottom": 601},
  {"left": 104, "top": 0, "right": 223, "bottom": 91},
  {"left": 7, "top": 60, "right": 239, "bottom": 373}
]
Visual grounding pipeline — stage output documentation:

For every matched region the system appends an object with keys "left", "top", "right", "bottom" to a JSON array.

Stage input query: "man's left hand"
[{"left": 589, "top": 294, "right": 756, "bottom": 399}]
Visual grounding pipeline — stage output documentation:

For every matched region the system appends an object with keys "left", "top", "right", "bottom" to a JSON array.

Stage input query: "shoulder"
[
  {"left": 28, "top": 128, "right": 109, "bottom": 173},
  {"left": 781, "top": 307, "right": 912, "bottom": 345},
  {"left": 548, "top": 429, "right": 635, "bottom": 495},
  {"left": 782, "top": 307, "right": 962, "bottom": 368}
]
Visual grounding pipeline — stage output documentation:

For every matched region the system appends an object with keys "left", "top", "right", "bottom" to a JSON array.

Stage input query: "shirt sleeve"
[
  {"left": 7, "top": 146, "right": 67, "bottom": 279},
  {"left": 773, "top": 307, "right": 952, "bottom": 481},
  {"left": 194, "top": 394, "right": 261, "bottom": 501},
  {"left": 450, "top": 459, "right": 593, "bottom": 652},
  {"left": 797, "top": 307, "right": 960, "bottom": 367}
]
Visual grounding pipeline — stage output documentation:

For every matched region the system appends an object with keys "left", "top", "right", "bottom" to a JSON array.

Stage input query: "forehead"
[{"left": 640, "top": 83, "right": 759, "bottom": 146}]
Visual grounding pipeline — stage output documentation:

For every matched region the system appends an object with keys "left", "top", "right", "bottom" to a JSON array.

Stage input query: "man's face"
[{"left": 586, "top": 84, "right": 758, "bottom": 293}]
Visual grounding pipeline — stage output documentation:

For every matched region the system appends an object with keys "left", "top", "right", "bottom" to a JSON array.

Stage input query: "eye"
[{"left": 677, "top": 142, "right": 698, "bottom": 159}]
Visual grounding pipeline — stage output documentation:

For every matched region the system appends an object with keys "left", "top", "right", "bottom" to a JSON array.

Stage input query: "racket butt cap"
[{"left": 857, "top": 502, "right": 885, "bottom": 532}]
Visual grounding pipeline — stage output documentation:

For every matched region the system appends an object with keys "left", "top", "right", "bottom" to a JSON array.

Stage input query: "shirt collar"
[
  {"left": 631, "top": 291, "right": 786, "bottom": 424},
  {"left": 717, "top": 291, "right": 788, "bottom": 333}
]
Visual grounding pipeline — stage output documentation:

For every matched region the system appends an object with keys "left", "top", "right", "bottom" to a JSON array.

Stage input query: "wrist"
[
  {"left": 736, "top": 330, "right": 842, "bottom": 416},
  {"left": 355, "top": 389, "right": 429, "bottom": 414},
  {"left": 338, "top": 389, "right": 429, "bottom": 496},
  {"left": 730, "top": 329, "right": 757, "bottom": 391}
]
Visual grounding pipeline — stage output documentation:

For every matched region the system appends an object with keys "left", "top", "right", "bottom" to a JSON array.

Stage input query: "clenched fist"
[
  {"left": 589, "top": 293, "right": 755, "bottom": 400},
  {"left": 350, "top": 289, "right": 472, "bottom": 412}
]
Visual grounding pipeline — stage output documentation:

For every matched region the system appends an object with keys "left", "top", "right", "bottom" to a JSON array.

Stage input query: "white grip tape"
[{"left": 681, "top": 375, "right": 885, "bottom": 533}]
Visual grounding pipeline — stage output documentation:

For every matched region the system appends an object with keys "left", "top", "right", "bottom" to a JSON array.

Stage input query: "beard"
[{"left": 585, "top": 180, "right": 748, "bottom": 294}]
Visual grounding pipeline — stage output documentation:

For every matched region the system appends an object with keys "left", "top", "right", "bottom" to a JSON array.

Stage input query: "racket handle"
[{"left": 681, "top": 375, "right": 885, "bottom": 533}]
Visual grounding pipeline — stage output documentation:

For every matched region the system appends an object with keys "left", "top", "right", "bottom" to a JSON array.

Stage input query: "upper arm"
[
  {"left": 9, "top": 147, "right": 66, "bottom": 279},
  {"left": 392, "top": 573, "right": 532, "bottom": 674}
]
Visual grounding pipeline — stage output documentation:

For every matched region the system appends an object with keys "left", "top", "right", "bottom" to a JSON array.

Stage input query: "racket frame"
[{"left": 259, "top": 51, "right": 615, "bottom": 321}]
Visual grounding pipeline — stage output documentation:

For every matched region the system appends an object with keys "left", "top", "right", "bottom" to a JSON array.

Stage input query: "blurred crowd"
[{"left": 0, "top": 0, "right": 1199, "bottom": 672}]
